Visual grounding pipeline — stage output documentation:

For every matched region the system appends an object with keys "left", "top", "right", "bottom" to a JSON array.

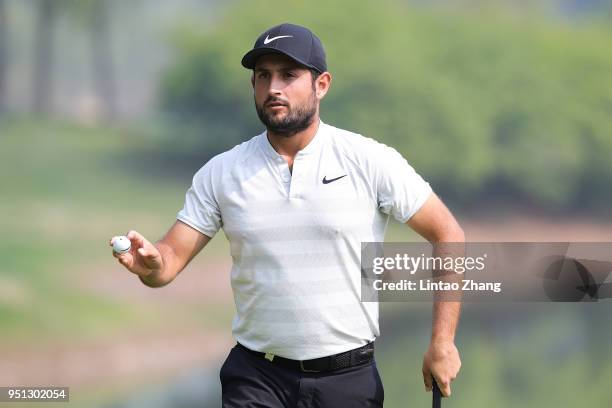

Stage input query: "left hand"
[{"left": 422, "top": 340, "right": 461, "bottom": 397}]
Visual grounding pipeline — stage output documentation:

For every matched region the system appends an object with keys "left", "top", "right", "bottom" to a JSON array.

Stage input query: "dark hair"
[{"left": 309, "top": 68, "right": 321, "bottom": 89}]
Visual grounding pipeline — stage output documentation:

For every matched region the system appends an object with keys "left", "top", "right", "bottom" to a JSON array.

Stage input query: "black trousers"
[{"left": 220, "top": 344, "right": 385, "bottom": 407}]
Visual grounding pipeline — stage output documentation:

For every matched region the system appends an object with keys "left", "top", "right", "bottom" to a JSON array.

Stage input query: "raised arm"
[{"left": 110, "top": 220, "right": 211, "bottom": 288}]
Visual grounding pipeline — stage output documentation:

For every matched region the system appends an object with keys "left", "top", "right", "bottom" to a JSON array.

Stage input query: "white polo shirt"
[{"left": 177, "top": 120, "right": 432, "bottom": 360}]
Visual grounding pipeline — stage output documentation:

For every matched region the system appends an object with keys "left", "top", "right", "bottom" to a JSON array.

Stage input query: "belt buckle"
[{"left": 299, "top": 360, "right": 320, "bottom": 373}]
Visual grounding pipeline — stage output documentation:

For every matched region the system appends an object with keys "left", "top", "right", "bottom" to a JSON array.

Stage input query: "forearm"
[
  {"left": 431, "top": 301, "right": 461, "bottom": 342},
  {"left": 431, "top": 229, "right": 464, "bottom": 343}
]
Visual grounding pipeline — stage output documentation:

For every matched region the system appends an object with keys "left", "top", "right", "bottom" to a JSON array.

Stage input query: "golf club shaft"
[{"left": 432, "top": 378, "right": 441, "bottom": 408}]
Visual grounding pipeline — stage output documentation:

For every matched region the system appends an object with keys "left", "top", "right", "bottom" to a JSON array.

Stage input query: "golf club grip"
[{"left": 432, "top": 378, "right": 441, "bottom": 408}]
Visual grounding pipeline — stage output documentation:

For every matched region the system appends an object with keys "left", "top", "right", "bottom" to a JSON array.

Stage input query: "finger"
[
  {"left": 116, "top": 252, "right": 134, "bottom": 269},
  {"left": 422, "top": 367, "right": 432, "bottom": 391},
  {"left": 140, "top": 238, "right": 157, "bottom": 253},
  {"left": 137, "top": 246, "right": 159, "bottom": 257},
  {"left": 126, "top": 230, "right": 145, "bottom": 249},
  {"left": 137, "top": 247, "right": 154, "bottom": 258},
  {"left": 438, "top": 378, "right": 451, "bottom": 397},
  {"left": 138, "top": 247, "right": 162, "bottom": 270}
]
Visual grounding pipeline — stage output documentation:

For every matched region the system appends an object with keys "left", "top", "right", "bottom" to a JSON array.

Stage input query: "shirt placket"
[
  {"left": 277, "top": 156, "right": 292, "bottom": 196},
  {"left": 289, "top": 153, "right": 307, "bottom": 199}
]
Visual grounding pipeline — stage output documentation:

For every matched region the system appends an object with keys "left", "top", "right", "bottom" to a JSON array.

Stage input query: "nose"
[{"left": 269, "top": 74, "right": 285, "bottom": 95}]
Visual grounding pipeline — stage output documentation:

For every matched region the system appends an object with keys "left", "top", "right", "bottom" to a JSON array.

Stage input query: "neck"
[{"left": 266, "top": 116, "right": 321, "bottom": 159}]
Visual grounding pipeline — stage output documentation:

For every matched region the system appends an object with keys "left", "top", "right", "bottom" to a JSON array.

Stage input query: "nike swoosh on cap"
[{"left": 263, "top": 35, "right": 293, "bottom": 44}]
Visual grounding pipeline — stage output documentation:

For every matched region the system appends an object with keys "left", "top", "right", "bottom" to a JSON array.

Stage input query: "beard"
[{"left": 255, "top": 92, "right": 317, "bottom": 137}]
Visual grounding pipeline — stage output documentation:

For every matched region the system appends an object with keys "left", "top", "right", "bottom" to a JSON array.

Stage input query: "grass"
[{"left": 0, "top": 118, "right": 231, "bottom": 345}]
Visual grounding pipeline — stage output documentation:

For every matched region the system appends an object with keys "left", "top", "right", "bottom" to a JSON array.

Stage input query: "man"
[{"left": 110, "top": 23, "right": 462, "bottom": 407}]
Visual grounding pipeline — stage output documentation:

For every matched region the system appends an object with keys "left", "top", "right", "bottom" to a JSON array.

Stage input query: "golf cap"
[{"left": 241, "top": 23, "right": 327, "bottom": 73}]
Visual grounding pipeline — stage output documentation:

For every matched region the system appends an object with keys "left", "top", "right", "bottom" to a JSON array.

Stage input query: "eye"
[
  {"left": 257, "top": 72, "right": 269, "bottom": 79},
  {"left": 284, "top": 72, "right": 295, "bottom": 78}
]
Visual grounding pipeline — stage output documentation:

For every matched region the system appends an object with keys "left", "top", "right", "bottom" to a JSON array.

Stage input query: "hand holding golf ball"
[
  {"left": 109, "top": 230, "right": 163, "bottom": 278},
  {"left": 111, "top": 236, "right": 131, "bottom": 254}
]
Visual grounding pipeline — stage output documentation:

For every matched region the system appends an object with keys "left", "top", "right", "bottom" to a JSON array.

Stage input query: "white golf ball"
[{"left": 112, "top": 236, "right": 131, "bottom": 254}]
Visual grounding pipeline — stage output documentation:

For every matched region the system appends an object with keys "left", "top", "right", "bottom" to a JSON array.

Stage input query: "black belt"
[{"left": 236, "top": 342, "right": 375, "bottom": 373}]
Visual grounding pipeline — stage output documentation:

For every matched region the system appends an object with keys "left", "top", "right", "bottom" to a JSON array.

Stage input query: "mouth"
[{"left": 266, "top": 102, "right": 288, "bottom": 109}]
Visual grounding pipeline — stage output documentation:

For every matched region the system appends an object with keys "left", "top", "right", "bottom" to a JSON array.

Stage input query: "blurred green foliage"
[{"left": 159, "top": 0, "right": 612, "bottom": 214}]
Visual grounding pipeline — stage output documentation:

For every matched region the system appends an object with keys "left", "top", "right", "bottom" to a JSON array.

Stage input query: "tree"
[
  {"left": 31, "top": 0, "right": 56, "bottom": 114},
  {"left": 30, "top": 0, "right": 117, "bottom": 120},
  {"left": 64, "top": 0, "right": 117, "bottom": 121},
  {"left": 0, "top": 0, "right": 7, "bottom": 113},
  {"left": 89, "top": 0, "right": 116, "bottom": 120},
  {"left": 159, "top": 0, "right": 612, "bottom": 213}
]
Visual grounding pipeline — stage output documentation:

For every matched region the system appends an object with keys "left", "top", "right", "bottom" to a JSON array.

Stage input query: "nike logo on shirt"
[
  {"left": 322, "top": 175, "right": 347, "bottom": 184},
  {"left": 263, "top": 35, "right": 293, "bottom": 44}
]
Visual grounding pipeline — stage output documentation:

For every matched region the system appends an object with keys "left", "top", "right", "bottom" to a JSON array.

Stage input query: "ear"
[
  {"left": 251, "top": 73, "right": 255, "bottom": 88},
  {"left": 315, "top": 72, "right": 332, "bottom": 100}
]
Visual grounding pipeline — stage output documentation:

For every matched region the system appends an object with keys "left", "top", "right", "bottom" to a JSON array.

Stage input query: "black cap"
[{"left": 241, "top": 23, "right": 327, "bottom": 73}]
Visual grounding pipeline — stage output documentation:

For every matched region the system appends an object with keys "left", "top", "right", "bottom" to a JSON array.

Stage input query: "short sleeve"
[
  {"left": 375, "top": 144, "right": 433, "bottom": 223},
  {"left": 176, "top": 161, "right": 222, "bottom": 238}
]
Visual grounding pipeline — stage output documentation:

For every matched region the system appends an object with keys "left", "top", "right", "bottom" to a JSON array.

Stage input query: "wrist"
[
  {"left": 139, "top": 268, "right": 164, "bottom": 287},
  {"left": 430, "top": 335, "right": 455, "bottom": 345}
]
